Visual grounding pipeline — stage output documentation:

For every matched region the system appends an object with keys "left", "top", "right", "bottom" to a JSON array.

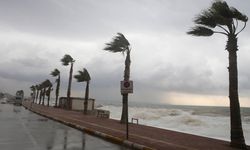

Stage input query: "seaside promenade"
[{"left": 23, "top": 101, "right": 248, "bottom": 150}]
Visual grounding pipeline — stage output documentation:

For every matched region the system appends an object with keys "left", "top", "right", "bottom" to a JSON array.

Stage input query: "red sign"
[
  {"left": 123, "top": 81, "right": 130, "bottom": 88},
  {"left": 120, "top": 80, "right": 133, "bottom": 94}
]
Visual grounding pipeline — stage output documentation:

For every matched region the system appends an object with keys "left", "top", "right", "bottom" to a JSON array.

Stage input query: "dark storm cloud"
[{"left": 0, "top": 0, "right": 212, "bottom": 40}]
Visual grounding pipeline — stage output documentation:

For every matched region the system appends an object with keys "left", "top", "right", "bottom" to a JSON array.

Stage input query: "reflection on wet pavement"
[{"left": 0, "top": 103, "right": 129, "bottom": 150}]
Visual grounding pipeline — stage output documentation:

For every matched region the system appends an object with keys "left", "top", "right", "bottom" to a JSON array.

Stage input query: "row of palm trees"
[
  {"left": 30, "top": 79, "right": 52, "bottom": 106},
  {"left": 30, "top": 55, "right": 91, "bottom": 114},
  {"left": 29, "top": 32, "right": 130, "bottom": 119},
  {"left": 29, "top": 1, "right": 247, "bottom": 149}
]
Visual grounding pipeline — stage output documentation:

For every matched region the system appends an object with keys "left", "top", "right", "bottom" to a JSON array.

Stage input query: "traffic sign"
[{"left": 120, "top": 80, "right": 133, "bottom": 94}]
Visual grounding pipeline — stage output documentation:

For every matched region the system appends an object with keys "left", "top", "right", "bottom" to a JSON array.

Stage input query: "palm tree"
[
  {"left": 38, "top": 84, "right": 43, "bottom": 105},
  {"left": 43, "top": 79, "right": 52, "bottom": 107},
  {"left": 35, "top": 85, "right": 39, "bottom": 103},
  {"left": 61, "top": 54, "right": 75, "bottom": 110},
  {"left": 30, "top": 85, "right": 36, "bottom": 103},
  {"left": 41, "top": 81, "right": 47, "bottom": 105},
  {"left": 36, "top": 84, "right": 42, "bottom": 104},
  {"left": 104, "top": 33, "right": 131, "bottom": 123},
  {"left": 74, "top": 68, "right": 91, "bottom": 115},
  {"left": 187, "top": 1, "right": 248, "bottom": 149},
  {"left": 51, "top": 68, "right": 60, "bottom": 107},
  {"left": 37, "top": 85, "right": 40, "bottom": 104}
]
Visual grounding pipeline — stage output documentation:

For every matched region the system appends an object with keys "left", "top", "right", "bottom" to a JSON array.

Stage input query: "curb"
[{"left": 23, "top": 103, "right": 155, "bottom": 150}]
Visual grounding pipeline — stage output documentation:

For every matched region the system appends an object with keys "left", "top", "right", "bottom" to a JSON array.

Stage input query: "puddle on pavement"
[{"left": 0, "top": 103, "right": 130, "bottom": 150}]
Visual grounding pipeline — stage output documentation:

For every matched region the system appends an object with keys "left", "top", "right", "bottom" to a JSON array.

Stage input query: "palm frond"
[
  {"left": 187, "top": 26, "right": 214, "bottom": 36},
  {"left": 194, "top": 10, "right": 216, "bottom": 28},
  {"left": 188, "top": 0, "right": 248, "bottom": 36},
  {"left": 211, "top": 1, "right": 232, "bottom": 19},
  {"left": 74, "top": 71, "right": 84, "bottom": 82},
  {"left": 212, "top": 14, "right": 231, "bottom": 26},
  {"left": 74, "top": 68, "right": 91, "bottom": 82},
  {"left": 104, "top": 33, "right": 130, "bottom": 53},
  {"left": 83, "top": 68, "right": 91, "bottom": 81},
  {"left": 42, "top": 79, "right": 52, "bottom": 87},
  {"left": 36, "top": 84, "right": 41, "bottom": 90},
  {"left": 230, "top": 7, "right": 248, "bottom": 22},
  {"left": 30, "top": 85, "right": 35, "bottom": 91},
  {"left": 50, "top": 68, "right": 60, "bottom": 76},
  {"left": 39, "top": 84, "right": 44, "bottom": 89},
  {"left": 61, "top": 54, "right": 74, "bottom": 66}
]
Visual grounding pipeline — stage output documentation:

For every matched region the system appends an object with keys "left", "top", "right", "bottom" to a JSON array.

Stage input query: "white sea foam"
[{"left": 100, "top": 105, "right": 250, "bottom": 145}]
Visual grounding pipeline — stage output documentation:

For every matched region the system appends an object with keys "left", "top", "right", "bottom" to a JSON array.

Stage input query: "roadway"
[{"left": 0, "top": 101, "right": 128, "bottom": 150}]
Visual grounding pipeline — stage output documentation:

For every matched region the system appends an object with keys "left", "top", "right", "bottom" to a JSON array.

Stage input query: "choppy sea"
[{"left": 98, "top": 101, "right": 250, "bottom": 145}]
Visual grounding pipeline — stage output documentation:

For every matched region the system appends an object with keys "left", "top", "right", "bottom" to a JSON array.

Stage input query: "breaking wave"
[{"left": 100, "top": 105, "right": 250, "bottom": 144}]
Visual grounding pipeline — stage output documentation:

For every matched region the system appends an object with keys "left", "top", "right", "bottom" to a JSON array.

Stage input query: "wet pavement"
[
  {"left": 23, "top": 101, "right": 248, "bottom": 150},
  {"left": 0, "top": 103, "right": 129, "bottom": 150}
]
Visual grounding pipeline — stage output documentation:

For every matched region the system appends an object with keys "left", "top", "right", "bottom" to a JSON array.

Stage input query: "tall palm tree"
[
  {"left": 104, "top": 33, "right": 131, "bottom": 123},
  {"left": 61, "top": 54, "right": 75, "bottom": 110},
  {"left": 51, "top": 68, "right": 60, "bottom": 107},
  {"left": 74, "top": 68, "right": 91, "bottom": 115},
  {"left": 187, "top": 1, "right": 248, "bottom": 149}
]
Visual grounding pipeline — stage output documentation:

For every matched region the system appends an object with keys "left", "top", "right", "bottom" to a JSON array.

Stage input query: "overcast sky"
[{"left": 0, "top": 0, "right": 250, "bottom": 107}]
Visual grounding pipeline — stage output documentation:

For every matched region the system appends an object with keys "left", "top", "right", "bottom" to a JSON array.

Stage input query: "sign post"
[{"left": 120, "top": 80, "right": 133, "bottom": 139}]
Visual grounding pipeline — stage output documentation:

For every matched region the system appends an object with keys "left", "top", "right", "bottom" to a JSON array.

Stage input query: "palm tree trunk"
[
  {"left": 67, "top": 63, "right": 73, "bottom": 110},
  {"left": 42, "top": 88, "right": 46, "bottom": 105},
  {"left": 36, "top": 90, "right": 39, "bottom": 103},
  {"left": 32, "top": 91, "right": 36, "bottom": 103},
  {"left": 39, "top": 90, "right": 42, "bottom": 104},
  {"left": 121, "top": 50, "right": 131, "bottom": 123},
  {"left": 124, "top": 50, "right": 131, "bottom": 80},
  {"left": 121, "top": 94, "right": 128, "bottom": 123},
  {"left": 227, "top": 35, "right": 246, "bottom": 149},
  {"left": 47, "top": 86, "right": 51, "bottom": 107},
  {"left": 84, "top": 81, "right": 89, "bottom": 115},
  {"left": 55, "top": 75, "right": 60, "bottom": 107}
]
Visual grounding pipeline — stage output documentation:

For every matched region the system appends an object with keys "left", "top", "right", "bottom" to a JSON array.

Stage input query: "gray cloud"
[
  {"left": 0, "top": 0, "right": 250, "bottom": 106},
  {"left": 135, "top": 64, "right": 227, "bottom": 95},
  {"left": 12, "top": 57, "right": 49, "bottom": 68}
]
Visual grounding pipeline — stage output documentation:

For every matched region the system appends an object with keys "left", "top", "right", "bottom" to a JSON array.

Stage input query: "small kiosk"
[{"left": 58, "top": 97, "right": 95, "bottom": 111}]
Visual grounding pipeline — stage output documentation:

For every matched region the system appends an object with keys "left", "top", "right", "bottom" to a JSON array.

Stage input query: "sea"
[{"left": 97, "top": 101, "right": 250, "bottom": 145}]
